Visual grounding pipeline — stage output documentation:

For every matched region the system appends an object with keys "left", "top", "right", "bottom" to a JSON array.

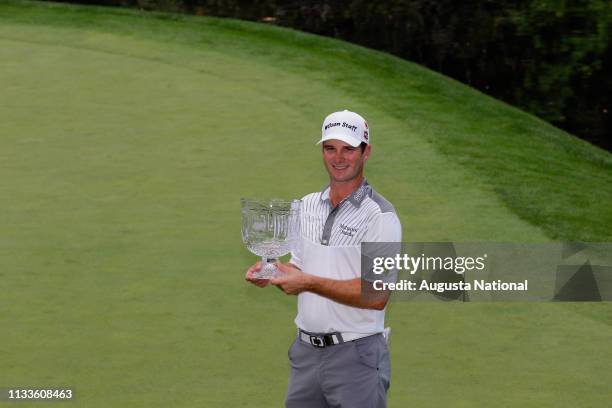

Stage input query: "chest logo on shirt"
[{"left": 339, "top": 223, "right": 359, "bottom": 237}]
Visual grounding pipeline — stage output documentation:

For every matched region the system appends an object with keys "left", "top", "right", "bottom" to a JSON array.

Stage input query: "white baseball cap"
[{"left": 318, "top": 110, "right": 370, "bottom": 147}]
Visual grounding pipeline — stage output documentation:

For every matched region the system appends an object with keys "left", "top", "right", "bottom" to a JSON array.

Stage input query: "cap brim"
[{"left": 317, "top": 132, "right": 362, "bottom": 147}]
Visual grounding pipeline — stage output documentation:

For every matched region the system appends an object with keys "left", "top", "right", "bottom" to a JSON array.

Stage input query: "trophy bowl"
[{"left": 241, "top": 198, "right": 301, "bottom": 279}]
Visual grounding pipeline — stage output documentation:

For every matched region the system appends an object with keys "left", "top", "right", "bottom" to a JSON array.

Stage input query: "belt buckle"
[{"left": 309, "top": 335, "right": 325, "bottom": 348}]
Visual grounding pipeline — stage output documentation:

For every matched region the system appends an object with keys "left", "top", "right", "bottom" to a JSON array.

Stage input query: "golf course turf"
[{"left": 1, "top": 1, "right": 611, "bottom": 406}]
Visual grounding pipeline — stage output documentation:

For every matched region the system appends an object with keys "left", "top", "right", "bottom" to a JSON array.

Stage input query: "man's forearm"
[{"left": 305, "top": 276, "right": 388, "bottom": 310}]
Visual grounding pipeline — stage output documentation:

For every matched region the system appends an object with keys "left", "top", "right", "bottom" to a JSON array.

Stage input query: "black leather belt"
[{"left": 299, "top": 329, "right": 345, "bottom": 348}]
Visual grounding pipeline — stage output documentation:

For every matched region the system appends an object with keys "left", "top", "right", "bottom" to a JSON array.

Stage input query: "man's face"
[{"left": 322, "top": 139, "right": 371, "bottom": 183}]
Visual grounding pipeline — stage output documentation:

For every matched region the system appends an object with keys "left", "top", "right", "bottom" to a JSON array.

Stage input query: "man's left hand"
[{"left": 270, "top": 263, "right": 311, "bottom": 295}]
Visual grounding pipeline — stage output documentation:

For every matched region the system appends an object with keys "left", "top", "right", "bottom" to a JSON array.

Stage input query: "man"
[{"left": 246, "top": 110, "right": 402, "bottom": 407}]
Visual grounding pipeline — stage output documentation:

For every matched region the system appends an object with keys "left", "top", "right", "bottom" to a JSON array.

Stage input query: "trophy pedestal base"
[{"left": 252, "top": 257, "right": 279, "bottom": 279}]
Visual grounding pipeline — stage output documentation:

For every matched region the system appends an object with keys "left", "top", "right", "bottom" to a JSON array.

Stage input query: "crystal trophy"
[{"left": 241, "top": 198, "right": 301, "bottom": 279}]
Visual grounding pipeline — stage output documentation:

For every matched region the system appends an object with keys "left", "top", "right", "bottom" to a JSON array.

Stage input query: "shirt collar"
[{"left": 320, "top": 179, "right": 371, "bottom": 208}]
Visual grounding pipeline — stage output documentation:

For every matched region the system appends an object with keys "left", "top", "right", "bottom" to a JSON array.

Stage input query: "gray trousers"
[{"left": 285, "top": 333, "right": 390, "bottom": 408}]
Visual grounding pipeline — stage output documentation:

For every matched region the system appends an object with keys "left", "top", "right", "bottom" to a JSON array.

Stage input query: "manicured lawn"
[{"left": 0, "top": 1, "right": 610, "bottom": 406}]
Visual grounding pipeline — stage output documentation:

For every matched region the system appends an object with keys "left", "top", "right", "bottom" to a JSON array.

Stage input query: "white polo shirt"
[{"left": 290, "top": 180, "right": 402, "bottom": 335}]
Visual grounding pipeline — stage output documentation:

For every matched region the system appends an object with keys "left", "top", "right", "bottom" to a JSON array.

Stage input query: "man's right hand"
[{"left": 245, "top": 261, "right": 270, "bottom": 288}]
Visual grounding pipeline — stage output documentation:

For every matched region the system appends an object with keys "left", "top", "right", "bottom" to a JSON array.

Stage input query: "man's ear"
[{"left": 363, "top": 145, "right": 372, "bottom": 161}]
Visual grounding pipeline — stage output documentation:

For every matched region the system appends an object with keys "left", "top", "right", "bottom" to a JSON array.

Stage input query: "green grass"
[{"left": 0, "top": 1, "right": 611, "bottom": 407}]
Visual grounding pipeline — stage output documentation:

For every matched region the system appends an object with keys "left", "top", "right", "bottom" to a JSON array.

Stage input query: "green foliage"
[{"left": 507, "top": 1, "right": 610, "bottom": 121}]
